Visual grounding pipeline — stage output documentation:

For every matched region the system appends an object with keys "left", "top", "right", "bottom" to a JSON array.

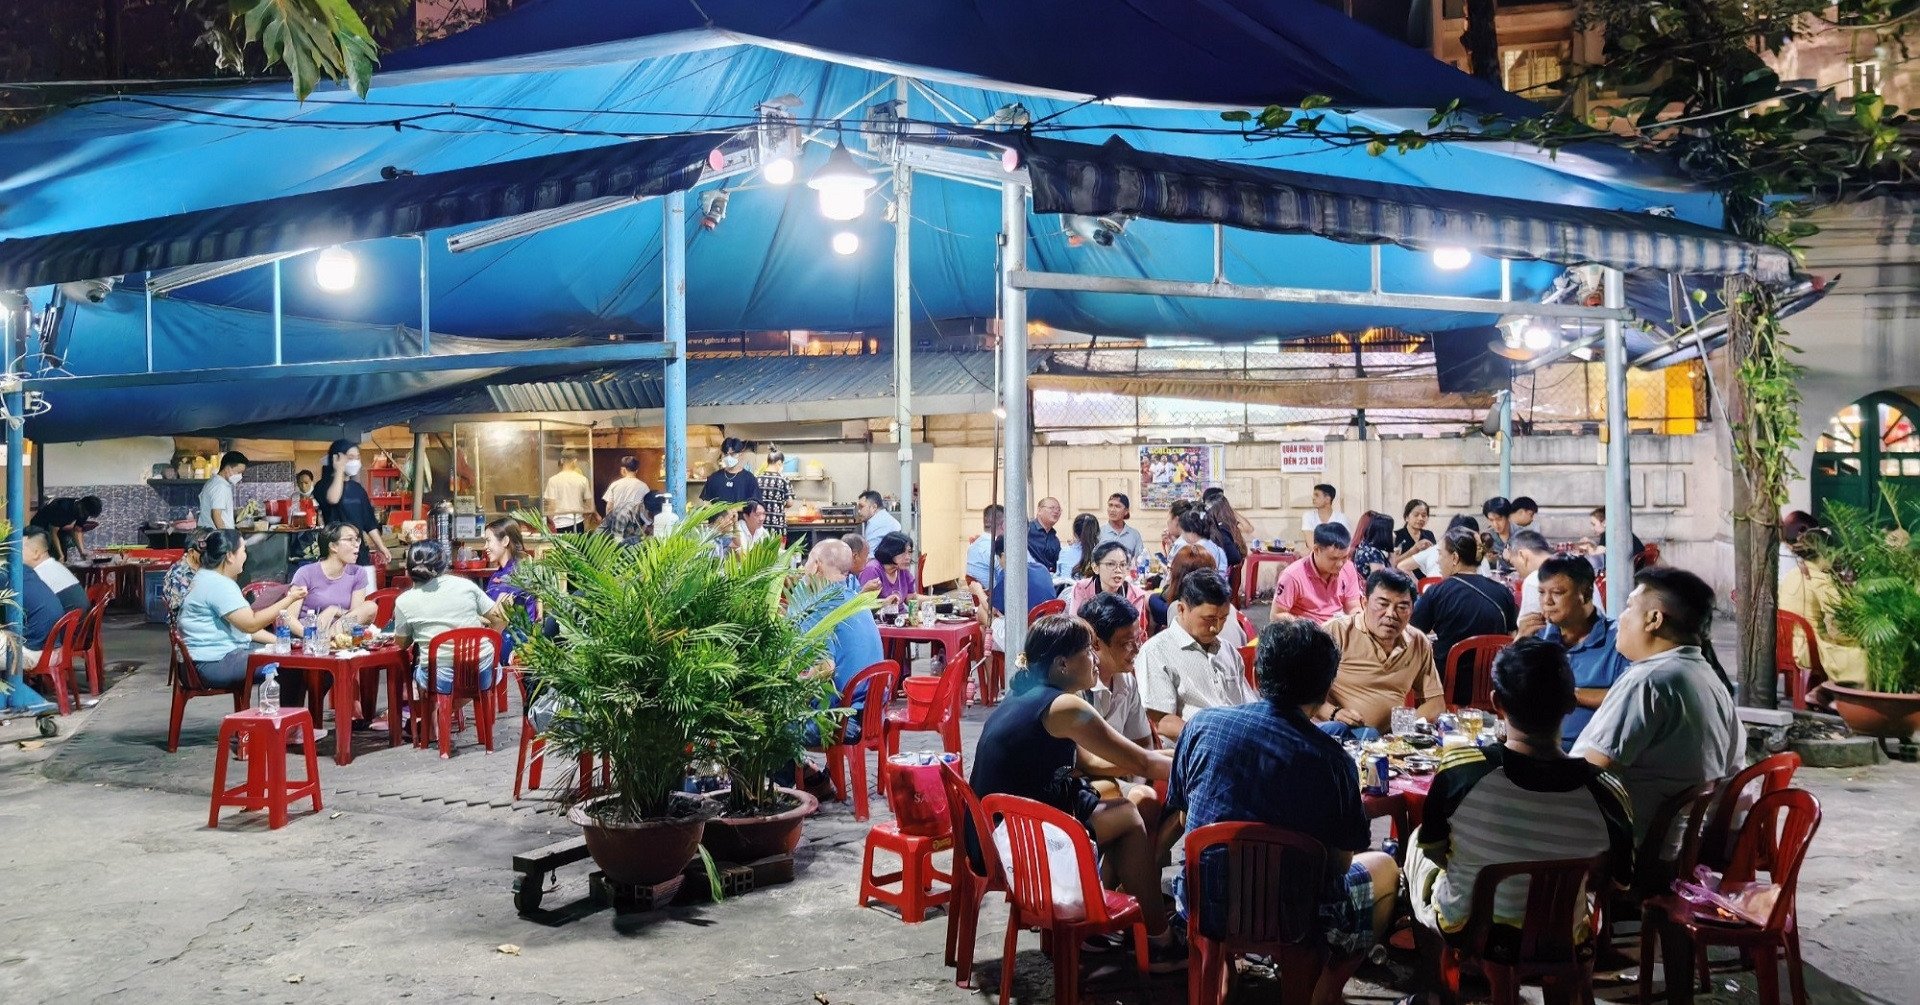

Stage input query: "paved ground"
[{"left": 0, "top": 614, "right": 1914, "bottom": 1004}]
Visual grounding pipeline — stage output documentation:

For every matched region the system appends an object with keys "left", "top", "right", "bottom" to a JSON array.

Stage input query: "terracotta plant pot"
[
  {"left": 1822, "top": 683, "right": 1920, "bottom": 740},
  {"left": 568, "top": 793, "right": 715, "bottom": 887},
  {"left": 702, "top": 786, "right": 819, "bottom": 862}
]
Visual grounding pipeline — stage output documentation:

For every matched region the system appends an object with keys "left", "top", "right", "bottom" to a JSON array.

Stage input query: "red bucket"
[{"left": 884, "top": 753, "right": 957, "bottom": 836}]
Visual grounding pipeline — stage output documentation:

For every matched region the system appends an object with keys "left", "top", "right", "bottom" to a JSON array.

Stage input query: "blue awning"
[
  {"left": 1012, "top": 135, "right": 1792, "bottom": 283},
  {"left": 0, "top": 132, "right": 717, "bottom": 290}
]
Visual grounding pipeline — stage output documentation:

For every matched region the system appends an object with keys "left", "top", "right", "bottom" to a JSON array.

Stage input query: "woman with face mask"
[
  {"left": 699, "top": 436, "right": 759, "bottom": 505},
  {"left": 318, "top": 438, "right": 389, "bottom": 567}
]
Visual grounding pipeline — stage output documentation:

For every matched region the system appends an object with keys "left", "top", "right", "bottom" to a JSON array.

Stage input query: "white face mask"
[
  {"left": 344, "top": 459, "right": 362, "bottom": 477},
  {"left": 228, "top": 472, "right": 244, "bottom": 485},
  {"left": 721, "top": 454, "right": 739, "bottom": 469}
]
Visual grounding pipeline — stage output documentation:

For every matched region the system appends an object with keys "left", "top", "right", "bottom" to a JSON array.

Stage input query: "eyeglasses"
[{"left": 1096, "top": 560, "right": 1130, "bottom": 570}]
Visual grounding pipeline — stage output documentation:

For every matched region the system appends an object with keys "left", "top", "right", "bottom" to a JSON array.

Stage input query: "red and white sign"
[{"left": 1278, "top": 442, "right": 1325, "bottom": 473}]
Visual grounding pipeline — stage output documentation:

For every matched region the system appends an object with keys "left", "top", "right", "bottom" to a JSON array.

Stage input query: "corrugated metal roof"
[{"left": 305, "top": 350, "right": 1017, "bottom": 429}]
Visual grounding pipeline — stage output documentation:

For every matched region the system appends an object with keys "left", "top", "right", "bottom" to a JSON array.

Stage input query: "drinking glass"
[
  {"left": 1390, "top": 707, "right": 1418, "bottom": 736},
  {"left": 1459, "top": 708, "right": 1486, "bottom": 741}
]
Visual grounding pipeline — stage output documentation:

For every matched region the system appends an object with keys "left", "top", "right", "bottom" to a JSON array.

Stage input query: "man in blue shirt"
[
  {"left": 855, "top": 490, "right": 901, "bottom": 553},
  {"left": 796, "top": 538, "right": 884, "bottom": 745},
  {"left": 1534, "top": 555, "right": 1629, "bottom": 748},
  {"left": 1168, "top": 618, "right": 1399, "bottom": 994},
  {"left": 17, "top": 560, "right": 64, "bottom": 661},
  {"left": 987, "top": 535, "right": 1058, "bottom": 617},
  {"left": 964, "top": 504, "right": 1005, "bottom": 587}
]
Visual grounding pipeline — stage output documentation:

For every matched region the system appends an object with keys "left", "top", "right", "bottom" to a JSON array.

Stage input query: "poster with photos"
[{"left": 1139, "top": 444, "right": 1219, "bottom": 509}]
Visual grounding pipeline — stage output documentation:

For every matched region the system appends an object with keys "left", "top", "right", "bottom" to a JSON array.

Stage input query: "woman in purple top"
[
  {"left": 857, "top": 531, "right": 917, "bottom": 603},
  {"left": 291, "top": 522, "right": 376, "bottom": 629},
  {"left": 482, "top": 517, "right": 534, "bottom": 664}
]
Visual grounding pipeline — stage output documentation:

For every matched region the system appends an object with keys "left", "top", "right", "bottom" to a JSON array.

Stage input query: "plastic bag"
[
  {"left": 992, "top": 819, "right": 1088, "bottom": 921},
  {"left": 884, "top": 753, "right": 954, "bottom": 836},
  {"left": 1672, "top": 865, "right": 1779, "bottom": 927}
]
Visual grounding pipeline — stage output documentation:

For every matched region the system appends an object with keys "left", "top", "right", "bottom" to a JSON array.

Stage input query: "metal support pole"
[
  {"left": 1498, "top": 390, "right": 1514, "bottom": 498},
  {"left": 411, "top": 429, "right": 426, "bottom": 520},
  {"left": 1211, "top": 225, "right": 1226, "bottom": 284},
  {"left": 1000, "top": 181, "right": 1032, "bottom": 658},
  {"left": 3, "top": 308, "right": 21, "bottom": 636},
  {"left": 271, "top": 259, "right": 283, "bottom": 366},
  {"left": 893, "top": 79, "right": 916, "bottom": 537},
  {"left": 662, "top": 191, "right": 689, "bottom": 513},
  {"left": 1602, "top": 267, "right": 1633, "bottom": 617},
  {"left": 1353, "top": 334, "right": 1368, "bottom": 441},
  {"left": 418, "top": 235, "right": 432, "bottom": 355},
  {"left": 144, "top": 275, "right": 154, "bottom": 373}
]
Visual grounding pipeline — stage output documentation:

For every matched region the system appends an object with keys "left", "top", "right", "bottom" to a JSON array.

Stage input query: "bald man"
[{"left": 799, "top": 538, "right": 883, "bottom": 745}]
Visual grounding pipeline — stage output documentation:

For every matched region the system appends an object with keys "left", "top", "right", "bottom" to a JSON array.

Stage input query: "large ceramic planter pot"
[
  {"left": 1823, "top": 683, "right": 1920, "bottom": 740},
  {"left": 568, "top": 793, "right": 716, "bottom": 887},
  {"left": 702, "top": 786, "right": 819, "bottom": 862}
]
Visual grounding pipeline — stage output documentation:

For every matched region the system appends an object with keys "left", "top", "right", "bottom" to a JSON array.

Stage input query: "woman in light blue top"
[{"left": 178, "top": 530, "right": 308, "bottom": 687}]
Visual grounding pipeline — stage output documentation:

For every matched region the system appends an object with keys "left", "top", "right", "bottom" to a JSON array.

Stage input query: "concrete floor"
[{"left": 0, "top": 614, "right": 1914, "bottom": 1005}]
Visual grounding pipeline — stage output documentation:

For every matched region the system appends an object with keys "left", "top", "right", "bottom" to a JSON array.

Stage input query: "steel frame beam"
[{"left": 23, "top": 341, "right": 673, "bottom": 391}]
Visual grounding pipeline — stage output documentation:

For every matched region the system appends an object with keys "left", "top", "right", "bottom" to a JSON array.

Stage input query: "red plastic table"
[
  {"left": 247, "top": 645, "right": 409, "bottom": 766},
  {"left": 877, "top": 619, "right": 982, "bottom": 669},
  {"left": 1239, "top": 551, "right": 1300, "bottom": 606}
]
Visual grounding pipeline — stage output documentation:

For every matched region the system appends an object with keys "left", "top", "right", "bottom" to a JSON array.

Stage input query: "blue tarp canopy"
[{"left": 0, "top": 0, "right": 1761, "bottom": 440}]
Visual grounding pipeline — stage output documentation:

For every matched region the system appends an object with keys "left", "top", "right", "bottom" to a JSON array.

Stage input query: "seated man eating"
[
  {"left": 1138, "top": 569, "right": 1256, "bottom": 744},
  {"left": 1168, "top": 618, "right": 1399, "bottom": 1004},
  {"left": 1318, "top": 569, "right": 1445, "bottom": 740},
  {"left": 1403, "top": 637, "right": 1635, "bottom": 1005}
]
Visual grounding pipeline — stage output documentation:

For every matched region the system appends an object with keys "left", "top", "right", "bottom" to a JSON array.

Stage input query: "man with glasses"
[{"left": 1318, "top": 569, "right": 1446, "bottom": 739}]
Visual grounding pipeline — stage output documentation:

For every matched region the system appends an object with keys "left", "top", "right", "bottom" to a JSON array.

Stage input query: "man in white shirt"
[
  {"left": 1139, "top": 569, "right": 1256, "bottom": 743},
  {"left": 1574, "top": 567, "right": 1742, "bottom": 848},
  {"left": 1508, "top": 530, "right": 1554, "bottom": 632},
  {"left": 602, "top": 455, "right": 650, "bottom": 522},
  {"left": 965, "top": 504, "right": 1005, "bottom": 586},
  {"left": 1098, "top": 493, "right": 1145, "bottom": 560},
  {"left": 856, "top": 490, "right": 901, "bottom": 551},
  {"left": 1299, "top": 482, "right": 1350, "bottom": 550},
  {"left": 22, "top": 525, "right": 86, "bottom": 614},
  {"left": 196, "top": 451, "right": 248, "bottom": 529},
  {"left": 543, "top": 450, "right": 595, "bottom": 532}
]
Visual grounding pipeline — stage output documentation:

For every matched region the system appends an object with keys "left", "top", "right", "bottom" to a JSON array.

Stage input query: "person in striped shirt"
[{"left": 1402, "top": 637, "right": 1635, "bottom": 1005}]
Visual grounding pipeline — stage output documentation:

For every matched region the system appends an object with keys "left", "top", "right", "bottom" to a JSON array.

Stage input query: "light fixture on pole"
[
  {"left": 1521, "top": 319, "right": 1556, "bottom": 351},
  {"left": 808, "top": 140, "right": 877, "bottom": 221},
  {"left": 756, "top": 96, "right": 802, "bottom": 185},
  {"left": 1432, "top": 246, "right": 1472, "bottom": 270},
  {"left": 314, "top": 246, "right": 357, "bottom": 292},
  {"left": 831, "top": 231, "right": 860, "bottom": 256}
]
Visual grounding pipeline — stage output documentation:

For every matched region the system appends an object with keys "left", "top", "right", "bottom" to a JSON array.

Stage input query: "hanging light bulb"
[
  {"left": 1522, "top": 320, "right": 1555, "bottom": 351},
  {"left": 314, "top": 246, "right": 357, "bottom": 292},
  {"left": 1432, "top": 246, "right": 1472, "bottom": 271},
  {"left": 762, "top": 157, "right": 795, "bottom": 185},
  {"left": 807, "top": 141, "right": 877, "bottom": 221},
  {"left": 831, "top": 231, "right": 860, "bottom": 256}
]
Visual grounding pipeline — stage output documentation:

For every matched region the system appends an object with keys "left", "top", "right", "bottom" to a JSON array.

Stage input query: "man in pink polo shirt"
[{"left": 1272, "top": 522, "right": 1363, "bottom": 624}]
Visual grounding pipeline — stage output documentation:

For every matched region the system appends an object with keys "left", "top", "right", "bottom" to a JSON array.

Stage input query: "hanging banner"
[
  {"left": 1139, "top": 444, "right": 1220, "bottom": 508},
  {"left": 1279, "top": 442, "right": 1326, "bottom": 473}
]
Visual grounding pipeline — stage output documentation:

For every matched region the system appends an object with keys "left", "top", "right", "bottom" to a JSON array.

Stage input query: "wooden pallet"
[{"left": 511, "top": 835, "right": 794, "bottom": 919}]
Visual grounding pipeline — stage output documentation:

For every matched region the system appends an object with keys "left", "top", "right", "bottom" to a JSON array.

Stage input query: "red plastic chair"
[
  {"left": 1442, "top": 633, "right": 1509, "bottom": 710},
  {"left": 1605, "top": 780, "right": 1719, "bottom": 955},
  {"left": 67, "top": 599, "right": 110, "bottom": 695},
  {"left": 166, "top": 629, "right": 254, "bottom": 753},
  {"left": 1417, "top": 576, "right": 1444, "bottom": 594},
  {"left": 1185, "top": 822, "right": 1328, "bottom": 1005},
  {"left": 242, "top": 581, "right": 289, "bottom": 607},
  {"left": 884, "top": 644, "right": 972, "bottom": 773},
  {"left": 815, "top": 661, "right": 899, "bottom": 822},
  {"left": 1030, "top": 598, "right": 1067, "bottom": 620},
  {"left": 1773, "top": 611, "right": 1822, "bottom": 710},
  {"left": 410, "top": 627, "right": 502, "bottom": 758},
  {"left": 367, "top": 587, "right": 403, "bottom": 630},
  {"left": 1640, "top": 789, "right": 1822, "bottom": 1005},
  {"left": 940, "top": 760, "right": 1006, "bottom": 989},
  {"left": 1239, "top": 642, "right": 1258, "bottom": 692},
  {"left": 1234, "top": 608, "right": 1255, "bottom": 645},
  {"left": 1439, "top": 853, "right": 1612, "bottom": 1005},
  {"left": 982, "top": 793, "right": 1154, "bottom": 1005},
  {"left": 1698, "top": 752, "right": 1801, "bottom": 874},
  {"left": 24, "top": 609, "right": 84, "bottom": 715},
  {"left": 85, "top": 580, "right": 114, "bottom": 611}
]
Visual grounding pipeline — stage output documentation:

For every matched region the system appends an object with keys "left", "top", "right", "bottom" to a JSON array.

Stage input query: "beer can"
[{"left": 1362, "top": 753, "right": 1390, "bottom": 796}]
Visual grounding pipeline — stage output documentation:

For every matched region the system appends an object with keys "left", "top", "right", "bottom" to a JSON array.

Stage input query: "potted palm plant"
[
  {"left": 704, "top": 551, "right": 878, "bottom": 862},
  {"left": 509, "top": 505, "right": 875, "bottom": 885},
  {"left": 1816, "top": 497, "right": 1920, "bottom": 741}
]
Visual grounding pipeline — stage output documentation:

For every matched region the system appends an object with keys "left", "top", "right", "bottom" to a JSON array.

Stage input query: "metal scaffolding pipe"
[
  {"left": 411, "top": 429, "right": 426, "bottom": 520},
  {"left": 662, "top": 190, "right": 689, "bottom": 514},
  {"left": 1498, "top": 390, "right": 1514, "bottom": 498},
  {"left": 1602, "top": 267, "right": 1633, "bottom": 617},
  {"left": 1000, "top": 181, "right": 1032, "bottom": 658},
  {"left": 893, "top": 78, "right": 916, "bottom": 536}
]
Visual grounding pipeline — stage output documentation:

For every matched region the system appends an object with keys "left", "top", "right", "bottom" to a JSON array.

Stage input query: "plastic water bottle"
[
  {"left": 301, "top": 610, "right": 318, "bottom": 652},
  {"left": 654, "top": 495, "right": 679, "bottom": 537},
  {"left": 274, "top": 621, "right": 291, "bottom": 656},
  {"left": 258, "top": 665, "right": 281, "bottom": 715}
]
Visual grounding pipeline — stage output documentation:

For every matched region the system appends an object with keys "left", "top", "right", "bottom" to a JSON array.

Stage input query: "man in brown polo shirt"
[{"left": 1317, "top": 569, "right": 1447, "bottom": 738}]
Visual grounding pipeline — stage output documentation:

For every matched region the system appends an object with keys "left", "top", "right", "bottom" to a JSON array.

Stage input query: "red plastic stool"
[
  {"left": 209, "top": 708, "right": 323, "bottom": 830},
  {"left": 858, "top": 821, "right": 953, "bottom": 923},
  {"left": 513, "top": 718, "right": 609, "bottom": 801}
]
